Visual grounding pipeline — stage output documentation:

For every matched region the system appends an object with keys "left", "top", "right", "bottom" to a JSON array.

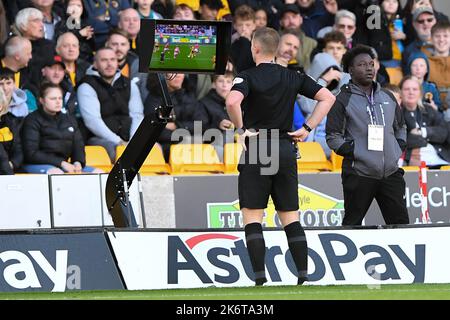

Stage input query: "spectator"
[
  {"left": 400, "top": 75, "right": 450, "bottom": 168},
  {"left": 322, "top": 30, "right": 347, "bottom": 66},
  {"left": 77, "top": 47, "right": 144, "bottom": 161},
  {"left": 197, "top": 0, "right": 223, "bottom": 20},
  {"left": 105, "top": 29, "right": 139, "bottom": 81},
  {"left": 228, "top": 1, "right": 284, "bottom": 30},
  {"left": 0, "top": 86, "right": 23, "bottom": 175},
  {"left": 118, "top": 8, "right": 141, "bottom": 53},
  {"left": 0, "top": 36, "right": 33, "bottom": 90},
  {"left": 144, "top": 73, "right": 200, "bottom": 161},
  {"left": 0, "top": 67, "right": 30, "bottom": 119},
  {"left": 173, "top": 3, "right": 196, "bottom": 20},
  {"left": 254, "top": 7, "right": 268, "bottom": 30},
  {"left": 55, "top": 32, "right": 90, "bottom": 88},
  {"left": 83, "top": 0, "right": 131, "bottom": 49},
  {"left": 383, "top": 83, "right": 402, "bottom": 106},
  {"left": 151, "top": 0, "right": 174, "bottom": 19},
  {"left": 296, "top": 0, "right": 336, "bottom": 38},
  {"left": 22, "top": 82, "right": 102, "bottom": 174},
  {"left": 197, "top": 71, "right": 235, "bottom": 160},
  {"left": 135, "top": 0, "right": 163, "bottom": 19},
  {"left": 279, "top": 4, "right": 317, "bottom": 70},
  {"left": 407, "top": 52, "right": 441, "bottom": 110},
  {"left": 424, "top": 21, "right": 450, "bottom": 107},
  {"left": 14, "top": 8, "right": 55, "bottom": 90},
  {"left": 230, "top": 5, "right": 256, "bottom": 72},
  {"left": 31, "top": 0, "right": 62, "bottom": 41},
  {"left": 55, "top": 0, "right": 95, "bottom": 62},
  {"left": 0, "top": 0, "right": 9, "bottom": 44},
  {"left": 402, "top": 6, "right": 436, "bottom": 74},
  {"left": 317, "top": 9, "right": 357, "bottom": 49},
  {"left": 367, "top": 0, "right": 405, "bottom": 67}
]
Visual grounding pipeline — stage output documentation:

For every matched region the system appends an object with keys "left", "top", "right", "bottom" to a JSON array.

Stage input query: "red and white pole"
[{"left": 418, "top": 161, "right": 431, "bottom": 224}]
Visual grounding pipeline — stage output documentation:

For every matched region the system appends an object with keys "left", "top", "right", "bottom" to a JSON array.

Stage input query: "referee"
[{"left": 226, "top": 27, "right": 335, "bottom": 286}]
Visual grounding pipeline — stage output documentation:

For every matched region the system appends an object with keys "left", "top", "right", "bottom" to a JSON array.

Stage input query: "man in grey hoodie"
[
  {"left": 326, "top": 45, "right": 409, "bottom": 226},
  {"left": 77, "top": 47, "right": 144, "bottom": 162}
]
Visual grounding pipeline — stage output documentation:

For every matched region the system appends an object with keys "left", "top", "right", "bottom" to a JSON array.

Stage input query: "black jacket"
[
  {"left": 403, "top": 104, "right": 450, "bottom": 163},
  {"left": 0, "top": 112, "right": 23, "bottom": 174},
  {"left": 198, "top": 89, "right": 229, "bottom": 130},
  {"left": 22, "top": 108, "right": 85, "bottom": 167}
]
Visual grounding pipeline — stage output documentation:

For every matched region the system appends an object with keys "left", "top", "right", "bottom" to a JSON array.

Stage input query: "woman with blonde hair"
[
  {"left": 400, "top": 75, "right": 450, "bottom": 167},
  {"left": 0, "top": 87, "right": 23, "bottom": 175}
]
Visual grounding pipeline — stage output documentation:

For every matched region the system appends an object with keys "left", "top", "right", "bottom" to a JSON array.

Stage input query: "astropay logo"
[
  {"left": 167, "top": 233, "right": 426, "bottom": 285},
  {"left": 0, "top": 250, "right": 80, "bottom": 292}
]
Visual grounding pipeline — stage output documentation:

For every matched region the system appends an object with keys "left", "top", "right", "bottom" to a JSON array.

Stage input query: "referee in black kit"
[{"left": 226, "top": 27, "right": 335, "bottom": 286}]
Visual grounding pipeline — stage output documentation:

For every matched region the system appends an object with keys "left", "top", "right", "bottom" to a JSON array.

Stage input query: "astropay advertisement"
[{"left": 107, "top": 227, "right": 450, "bottom": 290}]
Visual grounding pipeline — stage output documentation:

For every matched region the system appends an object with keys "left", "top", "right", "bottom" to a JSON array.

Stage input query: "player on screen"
[
  {"left": 160, "top": 50, "right": 165, "bottom": 64},
  {"left": 174, "top": 46, "right": 180, "bottom": 59},
  {"left": 153, "top": 40, "right": 159, "bottom": 53}
]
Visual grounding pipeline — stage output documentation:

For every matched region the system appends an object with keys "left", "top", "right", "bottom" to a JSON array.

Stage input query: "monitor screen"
[{"left": 139, "top": 19, "right": 231, "bottom": 74}]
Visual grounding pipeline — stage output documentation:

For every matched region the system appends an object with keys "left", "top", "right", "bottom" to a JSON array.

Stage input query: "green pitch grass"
[
  {"left": 1, "top": 284, "right": 450, "bottom": 300},
  {"left": 150, "top": 44, "right": 216, "bottom": 71}
]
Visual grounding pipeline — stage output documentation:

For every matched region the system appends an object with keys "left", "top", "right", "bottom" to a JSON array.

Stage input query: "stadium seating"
[
  {"left": 440, "top": 166, "right": 450, "bottom": 170},
  {"left": 223, "top": 143, "right": 243, "bottom": 174},
  {"left": 297, "top": 142, "right": 332, "bottom": 171},
  {"left": 115, "top": 145, "right": 171, "bottom": 175},
  {"left": 385, "top": 67, "right": 403, "bottom": 86},
  {"left": 85, "top": 146, "right": 113, "bottom": 172},
  {"left": 170, "top": 144, "right": 224, "bottom": 174}
]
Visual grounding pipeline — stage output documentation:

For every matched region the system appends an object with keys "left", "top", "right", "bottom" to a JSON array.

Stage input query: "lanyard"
[{"left": 365, "top": 89, "right": 386, "bottom": 126}]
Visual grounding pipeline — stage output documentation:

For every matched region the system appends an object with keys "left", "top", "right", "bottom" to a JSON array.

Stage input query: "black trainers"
[
  {"left": 255, "top": 277, "right": 267, "bottom": 286},
  {"left": 297, "top": 277, "right": 308, "bottom": 285}
]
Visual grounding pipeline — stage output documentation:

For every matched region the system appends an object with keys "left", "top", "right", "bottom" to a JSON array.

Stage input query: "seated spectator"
[
  {"left": 152, "top": 0, "right": 175, "bottom": 19},
  {"left": 296, "top": 0, "right": 336, "bottom": 39},
  {"left": 0, "top": 87, "right": 23, "bottom": 175},
  {"left": 31, "top": 0, "right": 63, "bottom": 42},
  {"left": 317, "top": 9, "right": 357, "bottom": 49},
  {"left": 402, "top": 6, "right": 436, "bottom": 74},
  {"left": 230, "top": 4, "right": 256, "bottom": 72},
  {"left": 228, "top": 0, "right": 284, "bottom": 29},
  {"left": 367, "top": 0, "right": 405, "bottom": 68},
  {"left": 83, "top": 0, "right": 131, "bottom": 49},
  {"left": 196, "top": 0, "right": 224, "bottom": 20},
  {"left": 14, "top": 8, "right": 55, "bottom": 91},
  {"left": 144, "top": 73, "right": 200, "bottom": 161},
  {"left": 55, "top": 0, "right": 95, "bottom": 62},
  {"left": 423, "top": 21, "right": 450, "bottom": 107},
  {"left": 254, "top": 7, "right": 268, "bottom": 30},
  {"left": 400, "top": 76, "right": 450, "bottom": 168},
  {"left": 173, "top": 3, "right": 196, "bottom": 20},
  {"left": 118, "top": 8, "right": 141, "bottom": 53},
  {"left": 407, "top": 52, "right": 441, "bottom": 110},
  {"left": 197, "top": 71, "right": 235, "bottom": 160},
  {"left": 135, "top": 0, "right": 163, "bottom": 19},
  {"left": 0, "top": 37, "right": 33, "bottom": 90},
  {"left": 55, "top": 32, "right": 90, "bottom": 87},
  {"left": 0, "top": 67, "right": 30, "bottom": 119},
  {"left": 77, "top": 48, "right": 144, "bottom": 162},
  {"left": 383, "top": 83, "right": 402, "bottom": 106},
  {"left": 322, "top": 31, "right": 347, "bottom": 67},
  {"left": 22, "top": 82, "right": 102, "bottom": 174},
  {"left": 105, "top": 29, "right": 139, "bottom": 80},
  {"left": 279, "top": 4, "right": 317, "bottom": 70}
]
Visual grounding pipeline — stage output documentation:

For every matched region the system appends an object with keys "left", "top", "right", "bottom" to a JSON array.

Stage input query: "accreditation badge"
[{"left": 368, "top": 124, "right": 384, "bottom": 151}]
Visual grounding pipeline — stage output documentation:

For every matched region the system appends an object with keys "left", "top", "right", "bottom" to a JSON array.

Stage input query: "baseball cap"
[
  {"left": 43, "top": 55, "right": 65, "bottom": 69},
  {"left": 280, "top": 4, "right": 300, "bottom": 17},
  {"left": 412, "top": 6, "right": 434, "bottom": 22}
]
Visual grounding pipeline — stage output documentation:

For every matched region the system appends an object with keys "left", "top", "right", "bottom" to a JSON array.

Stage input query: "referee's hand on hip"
[
  {"left": 288, "top": 127, "right": 310, "bottom": 143},
  {"left": 238, "top": 129, "right": 259, "bottom": 151}
]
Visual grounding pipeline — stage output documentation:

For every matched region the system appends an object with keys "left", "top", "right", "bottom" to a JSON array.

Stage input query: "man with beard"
[
  {"left": 326, "top": 45, "right": 409, "bottom": 226},
  {"left": 105, "top": 28, "right": 139, "bottom": 81}
]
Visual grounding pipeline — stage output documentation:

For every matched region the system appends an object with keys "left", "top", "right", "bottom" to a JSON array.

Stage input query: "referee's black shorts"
[{"left": 238, "top": 137, "right": 299, "bottom": 211}]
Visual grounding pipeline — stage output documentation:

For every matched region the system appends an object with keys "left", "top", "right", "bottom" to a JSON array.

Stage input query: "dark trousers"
[{"left": 341, "top": 168, "right": 409, "bottom": 225}]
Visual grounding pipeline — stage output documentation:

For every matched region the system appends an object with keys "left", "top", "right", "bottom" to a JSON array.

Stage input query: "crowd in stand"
[{"left": 0, "top": 0, "right": 450, "bottom": 175}]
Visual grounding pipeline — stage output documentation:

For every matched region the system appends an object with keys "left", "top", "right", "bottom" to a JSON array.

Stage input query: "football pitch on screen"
[
  {"left": 2, "top": 284, "right": 450, "bottom": 300},
  {"left": 150, "top": 44, "right": 216, "bottom": 71}
]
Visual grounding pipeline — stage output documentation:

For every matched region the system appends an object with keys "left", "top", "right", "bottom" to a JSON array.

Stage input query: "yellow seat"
[
  {"left": 330, "top": 151, "right": 343, "bottom": 171},
  {"left": 85, "top": 146, "right": 112, "bottom": 172},
  {"left": 224, "top": 143, "right": 243, "bottom": 174},
  {"left": 386, "top": 67, "right": 403, "bottom": 86},
  {"left": 116, "top": 145, "right": 171, "bottom": 175},
  {"left": 297, "top": 142, "right": 332, "bottom": 171},
  {"left": 440, "top": 166, "right": 450, "bottom": 170},
  {"left": 401, "top": 166, "right": 420, "bottom": 172},
  {"left": 175, "top": 0, "right": 231, "bottom": 19},
  {"left": 170, "top": 144, "right": 224, "bottom": 174}
]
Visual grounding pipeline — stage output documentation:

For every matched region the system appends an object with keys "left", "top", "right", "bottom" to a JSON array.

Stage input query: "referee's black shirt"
[{"left": 231, "top": 63, "right": 322, "bottom": 132}]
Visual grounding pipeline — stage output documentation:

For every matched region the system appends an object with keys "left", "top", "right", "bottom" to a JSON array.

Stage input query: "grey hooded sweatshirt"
[{"left": 326, "top": 81, "right": 407, "bottom": 179}]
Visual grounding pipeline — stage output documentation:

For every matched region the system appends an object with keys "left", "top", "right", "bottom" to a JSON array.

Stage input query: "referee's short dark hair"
[
  {"left": 342, "top": 44, "right": 376, "bottom": 73},
  {"left": 252, "top": 27, "right": 280, "bottom": 56}
]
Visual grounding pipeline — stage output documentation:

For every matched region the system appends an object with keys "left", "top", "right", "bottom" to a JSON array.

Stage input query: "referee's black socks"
[
  {"left": 284, "top": 221, "right": 308, "bottom": 285},
  {"left": 244, "top": 222, "right": 267, "bottom": 286}
]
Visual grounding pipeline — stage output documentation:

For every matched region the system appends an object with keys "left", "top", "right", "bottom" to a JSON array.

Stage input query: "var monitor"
[{"left": 138, "top": 19, "right": 231, "bottom": 74}]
